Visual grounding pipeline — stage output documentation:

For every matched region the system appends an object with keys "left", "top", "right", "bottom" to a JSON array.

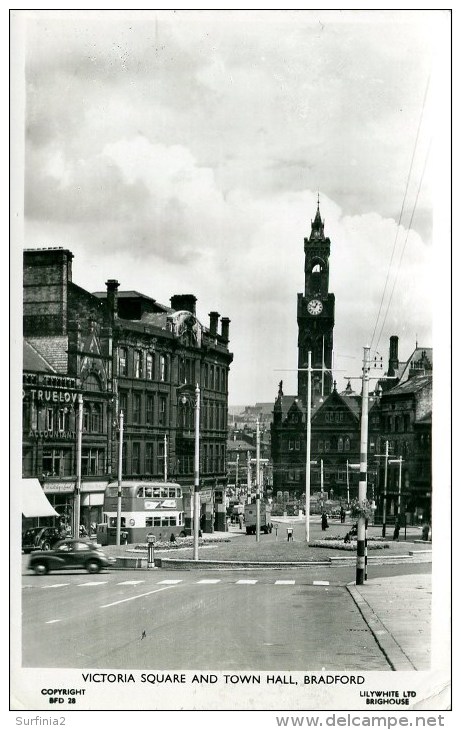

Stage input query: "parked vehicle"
[
  {"left": 22, "top": 527, "right": 61, "bottom": 554},
  {"left": 28, "top": 539, "right": 116, "bottom": 575},
  {"left": 244, "top": 501, "right": 272, "bottom": 535}
]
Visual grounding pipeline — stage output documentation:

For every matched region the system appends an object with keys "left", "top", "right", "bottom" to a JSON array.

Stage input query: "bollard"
[
  {"left": 147, "top": 532, "right": 156, "bottom": 569},
  {"left": 275, "top": 525, "right": 278, "bottom": 541}
]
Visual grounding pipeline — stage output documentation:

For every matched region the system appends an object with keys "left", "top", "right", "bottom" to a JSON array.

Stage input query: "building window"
[
  {"left": 119, "top": 390, "right": 128, "bottom": 418},
  {"left": 45, "top": 408, "right": 54, "bottom": 431},
  {"left": 159, "top": 396, "right": 167, "bottom": 426},
  {"left": 159, "top": 355, "right": 167, "bottom": 382},
  {"left": 146, "top": 353, "right": 154, "bottom": 380},
  {"left": 204, "top": 363, "right": 209, "bottom": 388},
  {"left": 295, "top": 440, "right": 300, "bottom": 450},
  {"left": 344, "top": 437, "right": 350, "bottom": 452},
  {"left": 324, "top": 440, "right": 330, "bottom": 452},
  {"left": 337, "top": 437, "right": 344, "bottom": 452},
  {"left": 146, "top": 394, "right": 154, "bottom": 425},
  {"left": 58, "top": 408, "right": 70, "bottom": 432},
  {"left": 288, "top": 440, "right": 294, "bottom": 451},
  {"left": 91, "top": 403, "right": 102, "bottom": 432},
  {"left": 134, "top": 350, "right": 143, "bottom": 379},
  {"left": 42, "top": 448, "right": 72, "bottom": 477},
  {"left": 119, "top": 347, "right": 127, "bottom": 377},
  {"left": 132, "top": 393, "right": 141, "bottom": 424},
  {"left": 157, "top": 440, "right": 165, "bottom": 474},
  {"left": 81, "top": 448, "right": 105, "bottom": 476},
  {"left": 132, "top": 442, "right": 140, "bottom": 475},
  {"left": 318, "top": 440, "right": 323, "bottom": 452},
  {"left": 145, "top": 442, "right": 154, "bottom": 474}
]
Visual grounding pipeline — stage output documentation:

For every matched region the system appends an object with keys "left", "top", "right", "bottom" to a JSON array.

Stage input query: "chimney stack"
[
  {"left": 209, "top": 311, "right": 220, "bottom": 335},
  {"left": 105, "top": 279, "right": 120, "bottom": 322},
  {"left": 221, "top": 317, "right": 230, "bottom": 343},
  {"left": 170, "top": 294, "right": 197, "bottom": 315},
  {"left": 388, "top": 335, "right": 399, "bottom": 376}
]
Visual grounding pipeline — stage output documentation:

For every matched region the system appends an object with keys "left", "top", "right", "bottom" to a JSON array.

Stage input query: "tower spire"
[{"left": 310, "top": 193, "right": 325, "bottom": 241}]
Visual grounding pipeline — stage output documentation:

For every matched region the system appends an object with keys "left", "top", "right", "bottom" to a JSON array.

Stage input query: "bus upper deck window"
[
  {"left": 168, "top": 488, "right": 176, "bottom": 498},
  {"left": 160, "top": 487, "right": 168, "bottom": 498},
  {"left": 153, "top": 488, "right": 161, "bottom": 498},
  {"left": 136, "top": 487, "right": 144, "bottom": 498},
  {"left": 144, "top": 487, "right": 153, "bottom": 498}
]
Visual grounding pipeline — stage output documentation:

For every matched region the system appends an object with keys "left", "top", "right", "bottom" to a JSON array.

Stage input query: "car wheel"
[
  {"left": 33, "top": 562, "right": 48, "bottom": 576},
  {"left": 179, "top": 531, "right": 186, "bottom": 538},
  {"left": 86, "top": 560, "right": 101, "bottom": 574},
  {"left": 41, "top": 541, "right": 51, "bottom": 551}
]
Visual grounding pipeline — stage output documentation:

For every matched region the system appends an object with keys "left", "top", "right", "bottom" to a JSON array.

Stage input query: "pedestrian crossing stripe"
[
  {"left": 275, "top": 580, "right": 295, "bottom": 585},
  {"left": 157, "top": 579, "right": 183, "bottom": 584},
  {"left": 42, "top": 584, "right": 70, "bottom": 588},
  {"left": 117, "top": 580, "right": 145, "bottom": 585},
  {"left": 45, "top": 619, "right": 62, "bottom": 624},
  {"left": 236, "top": 579, "right": 257, "bottom": 584},
  {"left": 313, "top": 580, "right": 330, "bottom": 586},
  {"left": 77, "top": 582, "right": 108, "bottom": 586},
  {"left": 197, "top": 579, "right": 221, "bottom": 584}
]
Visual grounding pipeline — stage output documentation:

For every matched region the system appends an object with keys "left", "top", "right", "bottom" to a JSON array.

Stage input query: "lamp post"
[
  {"left": 305, "top": 352, "right": 312, "bottom": 544},
  {"left": 73, "top": 394, "right": 83, "bottom": 538},
  {"left": 164, "top": 434, "right": 168, "bottom": 482},
  {"left": 193, "top": 384, "right": 200, "bottom": 560},
  {"left": 180, "top": 385, "right": 201, "bottom": 560},
  {"left": 356, "top": 346, "right": 370, "bottom": 586},
  {"left": 389, "top": 456, "right": 404, "bottom": 523},
  {"left": 256, "top": 419, "right": 261, "bottom": 542},
  {"left": 116, "top": 409, "right": 124, "bottom": 546}
]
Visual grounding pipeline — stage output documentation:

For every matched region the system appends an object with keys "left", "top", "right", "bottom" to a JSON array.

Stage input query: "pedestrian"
[
  {"left": 343, "top": 532, "right": 351, "bottom": 544},
  {"left": 393, "top": 517, "right": 400, "bottom": 541},
  {"left": 238, "top": 513, "right": 244, "bottom": 530},
  {"left": 340, "top": 507, "right": 346, "bottom": 524},
  {"left": 169, "top": 533, "right": 176, "bottom": 543},
  {"left": 422, "top": 523, "right": 430, "bottom": 541},
  {"left": 321, "top": 512, "right": 329, "bottom": 531}
]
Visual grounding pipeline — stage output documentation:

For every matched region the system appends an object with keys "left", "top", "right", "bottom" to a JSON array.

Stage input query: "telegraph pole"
[
  {"left": 375, "top": 441, "right": 395, "bottom": 537},
  {"left": 193, "top": 384, "right": 200, "bottom": 561},
  {"left": 73, "top": 393, "right": 83, "bottom": 538},
  {"left": 246, "top": 450, "right": 251, "bottom": 503},
  {"left": 356, "top": 346, "right": 370, "bottom": 585},
  {"left": 164, "top": 434, "right": 168, "bottom": 481},
  {"left": 116, "top": 409, "right": 124, "bottom": 546}
]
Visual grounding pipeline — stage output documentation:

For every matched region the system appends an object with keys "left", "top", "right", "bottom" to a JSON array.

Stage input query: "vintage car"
[
  {"left": 22, "top": 526, "right": 62, "bottom": 553},
  {"left": 27, "top": 539, "right": 116, "bottom": 575}
]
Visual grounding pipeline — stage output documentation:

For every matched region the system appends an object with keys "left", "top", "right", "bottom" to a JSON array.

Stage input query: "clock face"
[{"left": 307, "top": 299, "right": 323, "bottom": 315}]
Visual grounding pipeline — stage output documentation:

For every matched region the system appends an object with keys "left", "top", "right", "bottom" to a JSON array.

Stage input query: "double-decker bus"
[{"left": 99, "top": 480, "right": 187, "bottom": 544}]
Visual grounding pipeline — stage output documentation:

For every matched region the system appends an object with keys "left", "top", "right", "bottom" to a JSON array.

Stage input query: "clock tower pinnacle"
[{"left": 297, "top": 197, "right": 335, "bottom": 402}]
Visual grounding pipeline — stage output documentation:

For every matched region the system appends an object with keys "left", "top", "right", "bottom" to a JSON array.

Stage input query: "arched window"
[
  {"left": 337, "top": 437, "right": 344, "bottom": 452},
  {"left": 344, "top": 437, "right": 350, "bottom": 452}
]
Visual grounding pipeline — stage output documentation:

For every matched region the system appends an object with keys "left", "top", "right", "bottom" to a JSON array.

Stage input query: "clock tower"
[{"left": 297, "top": 197, "right": 335, "bottom": 402}]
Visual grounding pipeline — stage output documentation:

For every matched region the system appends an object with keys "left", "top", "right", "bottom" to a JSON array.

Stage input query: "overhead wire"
[
  {"left": 369, "top": 75, "right": 431, "bottom": 354},
  {"left": 375, "top": 142, "right": 431, "bottom": 354}
]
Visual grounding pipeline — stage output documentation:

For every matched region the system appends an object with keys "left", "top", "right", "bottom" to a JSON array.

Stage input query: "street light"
[
  {"left": 116, "top": 409, "right": 124, "bottom": 546},
  {"left": 73, "top": 393, "right": 83, "bottom": 539},
  {"left": 180, "top": 385, "right": 200, "bottom": 560}
]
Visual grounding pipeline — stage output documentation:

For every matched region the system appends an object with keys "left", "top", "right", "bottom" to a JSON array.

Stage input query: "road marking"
[
  {"left": 77, "top": 582, "right": 108, "bottom": 587},
  {"left": 313, "top": 580, "right": 330, "bottom": 586},
  {"left": 274, "top": 580, "right": 295, "bottom": 585},
  {"left": 157, "top": 579, "right": 183, "bottom": 584},
  {"left": 236, "top": 580, "right": 258, "bottom": 584},
  {"left": 117, "top": 580, "right": 145, "bottom": 585},
  {"left": 45, "top": 619, "right": 62, "bottom": 624},
  {"left": 42, "top": 584, "right": 70, "bottom": 588},
  {"left": 100, "top": 585, "right": 176, "bottom": 608},
  {"left": 197, "top": 579, "right": 221, "bottom": 584}
]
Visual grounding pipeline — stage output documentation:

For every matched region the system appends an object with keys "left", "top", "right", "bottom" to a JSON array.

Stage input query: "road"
[{"left": 21, "top": 562, "right": 430, "bottom": 670}]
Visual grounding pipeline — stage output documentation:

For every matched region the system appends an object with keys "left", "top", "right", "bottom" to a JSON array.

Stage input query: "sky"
[{"left": 14, "top": 8, "right": 450, "bottom": 405}]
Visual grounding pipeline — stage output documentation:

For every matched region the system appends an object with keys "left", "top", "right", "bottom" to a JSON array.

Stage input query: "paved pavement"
[{"left": 347, "top": 573, "right": 431, "bottom": 670}]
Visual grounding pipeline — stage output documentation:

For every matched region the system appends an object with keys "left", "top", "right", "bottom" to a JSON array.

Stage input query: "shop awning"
[
  {"left": 22, "top": 479, "right": 59, "bottom": 518},
  {"left": 81, "top": 481, "right": 109, "bottom": 493}
]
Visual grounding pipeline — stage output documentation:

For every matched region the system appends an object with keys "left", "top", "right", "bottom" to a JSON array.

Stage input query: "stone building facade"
[{"left": 22, "top": 248, "right": 233, "bottom": 533}]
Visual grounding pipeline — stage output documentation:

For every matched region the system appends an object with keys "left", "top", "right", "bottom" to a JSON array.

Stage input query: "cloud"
[{"left": 20, "top": 10, "right": 445, "bottom": 403}]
